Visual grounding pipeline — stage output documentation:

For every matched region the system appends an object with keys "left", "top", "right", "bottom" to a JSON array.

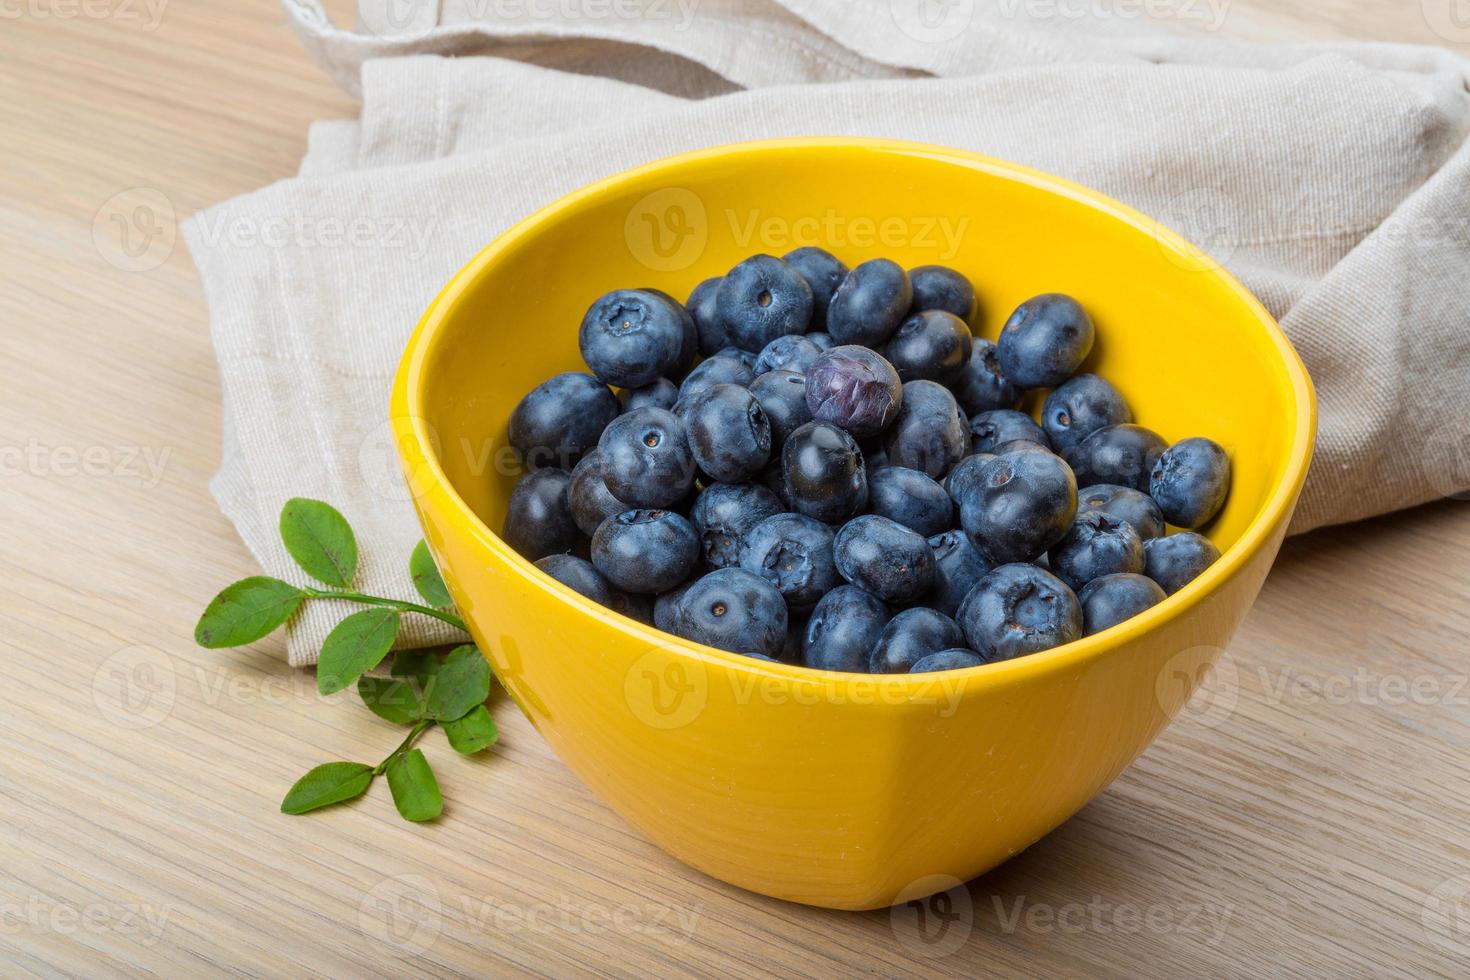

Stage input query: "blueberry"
[
  {"left": 686, "top": 277, "right": 728, "bottom": 356},
  {"left": 868, "top": 607, "right": 964, "bottom": 673},
  {"left": 509, "top": 372, "right": 618, "bottom": 470},
  {"left": 783, "top": 246, "right": 848, "bottom": 320},
  {"left": 802, "top": 585, "right": 889, "bottom": 672},
  {"left": 782, "top": 421, "right": 868, "bottom": 523},
  {"left": 676, "top": 352, "right": 755, "bottom": 404},
  {"left": 603, "top": 589, "right": 654, "bottom": 625},
  {"left": 534, "top": 554, "right": 613, "bottom": 604},
  {"left": 1078, "top": 573, "right": 1166, "bottom": 635},
  {"left": 911, "top": 649, "right": 989, "bottom": 672},
  {"left": 866, "top": 466, "right": 953, "bottom": 537},
  {"left": 957, "top": 451, "right": 1077, "bottom": 564},
  {"left": 569, "top": 449, "right": 630, "bottom": 536},
  {"left": 927, "top": 529, "right": 993, "bottom": 616},
  {"left": 944, "top": 453, "right": 995, "bottom": 508},
  {"left": 908, "top": 265, "right": 976, "bottom": 321},
  {"left": 619, "top": 377, "right": 679, "bottom": 413},
  {"left": 993, "top": 439, "right": 1052, "bottom": 457},
  {"left": 591, "top": 509, "right": 699, "bottom": 594},
  {"left": 716, "top": 254, "right": 813, "bottom": 352},
  {"left": 641, "top": 287, "right": 699, "bottom": 379},
  {"left": 996, "top": 293, "right": 1094, "bottom": 389},
  {"left": 597, "top": 406, "right": 695, "bottom": 508},
  {"left": 1143, "top": 531, "right": 1221, "bottom": 594},
  {"left": 758, "top": 459, "right": 792, "bottom": 509},
  {"left": 952, "top": 338, "right": 1022, "bottom": 416},
  {"left": 805, "top": 331, "right": 834, "bottom": 351},
  {"left": 684, "top": 383, "right": 772, "bottom": 483},
  {"left": 749, "top": 370, "right": 812, "bottom": 447},
  {"left": 1041, "top": 374, "right": 1130, "bottom": 455},
  {"left": 827, "top": 258, "right": 911, "bottom": 347},
  {"left": 968, "top": 408, "right": 1048, "bottom": 455},
  {"left": 753, "top": 334, "right": 823, "bottom": 376},
  {"left": 1077, "top": 484, "right": 1165, "bottom": 540},
  {"left": 1065, "top": 423, "right": 1166, "bottom": 492},
  {"left": 715, "top": 347, "right": 757, "bottom": 370},
  {"left": 654, "top": 580, "right": 694, "bottom": 632},
  {"left": 957, "top": 563, "right": 1082, "bottom": 660},
  {"left": 884, "top": 310, "right": 973, "bottom": 385},
  {"left": 689, "top": 481, "right": 784, "bottom": 569},
  {"left": 833, "top": 514, "right": 936, "bottom": 603},
  {"left": 780, "top": 617, "right": 807, "bottom": 663},
  {"left": 739, "top": 512, "right": 839, "bottom": 611},
  {"left": 673, "top": 567, "right": 788, "bottom": 658},
  {"left": 1048, "top": 511, "right": 1144, "bottom": 592},
  {"left": 881, "top": 380, "right": 970, "bottom": 479},
  {"left": 579, "top": 289, "right": 688, "bottom": 388},
  {"left": 503, "top": 468, "right": 577, "bottom": 559},
  {"left": 804, "top": 345, "right": 903, "bottom": 439},
  {"left": 1149, "top": 437, "right": 1231, "bottom": 529}
]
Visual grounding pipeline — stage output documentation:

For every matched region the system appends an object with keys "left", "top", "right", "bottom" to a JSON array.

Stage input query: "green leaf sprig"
[{"left": 195, "top": 497, "right": 497, "bottom": 822}]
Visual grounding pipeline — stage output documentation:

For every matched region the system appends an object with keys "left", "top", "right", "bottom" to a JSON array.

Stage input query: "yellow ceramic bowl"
[{"left": 391, "top": 138, "right": 1314, "bottom": 911}]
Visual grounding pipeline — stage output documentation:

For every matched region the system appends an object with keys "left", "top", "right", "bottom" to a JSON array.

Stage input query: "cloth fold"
[{"left": 189, "top": 1, "right": 1470, "bottom": 665}]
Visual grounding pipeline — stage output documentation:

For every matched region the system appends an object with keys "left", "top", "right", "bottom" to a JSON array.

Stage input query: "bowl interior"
[{"left": 412, "top": 139, "right": 1306, "bottom": 629}]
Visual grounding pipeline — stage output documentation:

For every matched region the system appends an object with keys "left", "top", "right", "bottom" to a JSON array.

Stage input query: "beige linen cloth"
[{"left": 185, "top": 0, "right": 1470, "bottom": 666}]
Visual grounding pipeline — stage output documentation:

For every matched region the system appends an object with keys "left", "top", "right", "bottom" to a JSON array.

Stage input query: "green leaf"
[
  {"left": 423, "top": 645, "right": 491, "bottom": 721},
  {"left": 357, "top": 676, "right": 422, "bottom": 725},
  {"left": 280, "top": 762, "right": 374, "bottom": 814},
  {"left": 443, "top": 705, "right": 498, "bottom": 754},
  {"left": 385, "top": 749, "right": 442, "bottom": 822},
  {"left": 390, "top": 649, "right": 443, "bottom": 689},
  {"left": 279, "top": 498, "right": 358, "bottom": 588},
  {"left": 317, "top": 609, "right": 401, "bottom": 695},
  {"left": 409, "top": 540, "right": 452, "bottom": 608},
  {"left": 195, "top": 577, "right": 304, "bottom": 648}
]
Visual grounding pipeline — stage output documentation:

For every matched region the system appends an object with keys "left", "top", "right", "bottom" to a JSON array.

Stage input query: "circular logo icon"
[
  {"left": 92, "top": 645, "right": 178, "bottom": 730},
  {"left": 889, "top": 0, "right": 975, "bottom": 44},
  {"left": 1419, "top": 415, "right": 1470, "bottom": 503},
  {"left": 1153, "top": 187, "right": 1240, "bottom": 272},
  {"left": 1423, "top": 874, "right": 1470, "bottom": 956},
  {"left": 93, "top": 187, "right": 176, "bottom": 273},
  {"left": 358, "top": 0, "right": 435, "bottom": 37},
  {"left": 1422, "top": 1, "right": 1470, "bottom": 42},
  {"left": 1155, "top": 645, "right": 1237, "bottom": 729},
  {"left": 624, "top": 188, "right": 707, "bottom": 273},
  {"left": 358, "top": 874, "right": 442, "bottom": 954},
  {"left": 357, "top": 414, "right": 444, "bottom": 505},
  {"left": 890, "top": 874, "right": 973, "bottom": 958},
  {"left": 623, "top": 646, "right": 708, "bottom": 730}
]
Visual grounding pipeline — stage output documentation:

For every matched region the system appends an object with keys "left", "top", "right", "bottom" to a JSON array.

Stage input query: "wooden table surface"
[{"left": 4, "top": 2, "right": 1469, "bottom": 976}]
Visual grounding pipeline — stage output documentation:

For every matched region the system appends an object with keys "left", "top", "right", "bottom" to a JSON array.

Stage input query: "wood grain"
[{"left": 2, "top": 1, "right": 1468, "bottom": 975}]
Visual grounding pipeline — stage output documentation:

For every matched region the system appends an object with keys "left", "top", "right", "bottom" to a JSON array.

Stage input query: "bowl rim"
[{"left": 391, "top": 136, "right": 1317, "bottom": 692}]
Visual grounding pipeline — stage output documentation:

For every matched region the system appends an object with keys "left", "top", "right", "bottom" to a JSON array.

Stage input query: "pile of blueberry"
[{"left": 504, "top": 248, "right": 1230, "bottom": 672}]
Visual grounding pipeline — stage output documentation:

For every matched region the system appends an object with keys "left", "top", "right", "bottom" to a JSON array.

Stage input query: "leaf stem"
[
  {"left": 375, "top": 719, "right": 436, "bottom": 775},
  {"left": 302, "top": 587, "right": 467, "bottom": 632}
]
